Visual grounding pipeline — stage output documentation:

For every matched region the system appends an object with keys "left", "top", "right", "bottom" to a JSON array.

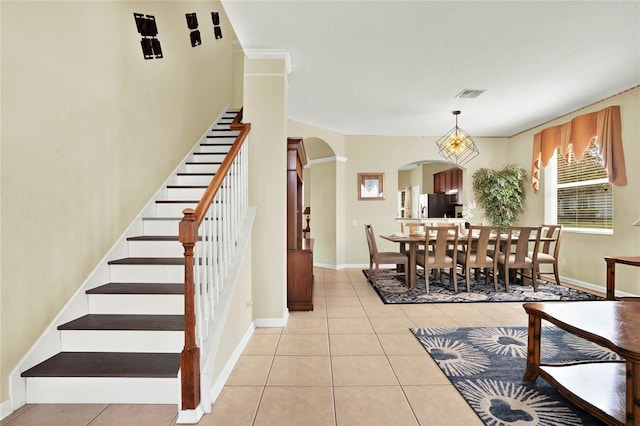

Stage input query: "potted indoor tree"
[{"left": 472, "top": 164, "right": 527, "bottom": 232}]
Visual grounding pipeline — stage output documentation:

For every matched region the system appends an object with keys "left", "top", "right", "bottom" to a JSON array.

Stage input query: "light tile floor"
[{"left": 3, "top": 267, "right": 536, "bottom": 426}]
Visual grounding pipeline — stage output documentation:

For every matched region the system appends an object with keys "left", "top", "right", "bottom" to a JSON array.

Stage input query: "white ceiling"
[{"left": 221, "top": 1, "right": 640, "bottom": 137}]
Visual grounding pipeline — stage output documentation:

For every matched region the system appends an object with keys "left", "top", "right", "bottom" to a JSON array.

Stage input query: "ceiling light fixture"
[{"left": 436, "top": 110, "right": 480, "bottom": 165}]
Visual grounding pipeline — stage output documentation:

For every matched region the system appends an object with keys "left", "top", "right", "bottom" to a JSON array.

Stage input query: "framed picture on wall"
[{"left": 358, "top": 173, "right": 385, "bottom": 200}]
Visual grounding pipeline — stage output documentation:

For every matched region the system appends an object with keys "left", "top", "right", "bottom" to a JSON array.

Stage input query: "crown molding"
[
  {"left": 243, "top": 49, "right": 292, "bottom": 74},
  {"left": 307, "top": 156, "right": 348, "bottom": 166}
]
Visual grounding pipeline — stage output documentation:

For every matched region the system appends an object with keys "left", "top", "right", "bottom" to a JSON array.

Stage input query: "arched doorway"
[{"left": 302, "top": 137, "right": 338, "bottom": 266}]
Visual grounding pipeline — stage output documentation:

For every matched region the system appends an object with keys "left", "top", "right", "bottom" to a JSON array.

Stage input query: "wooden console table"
[
  {"left": 604, "top": 256, "right": 640, "bottom": 300},
  {"left": 523, "top": 301, "right": 640, "bottom": 426}
]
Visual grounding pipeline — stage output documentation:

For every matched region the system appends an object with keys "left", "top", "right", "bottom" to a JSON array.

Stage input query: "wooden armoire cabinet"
[{"left": 286, "top": 137, "right": 314, "bottom": 311}]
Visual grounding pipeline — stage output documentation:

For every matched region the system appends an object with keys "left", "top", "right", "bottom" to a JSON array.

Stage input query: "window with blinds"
[{"left": 546, "top": 141, "right": 613, "bottom": 232}]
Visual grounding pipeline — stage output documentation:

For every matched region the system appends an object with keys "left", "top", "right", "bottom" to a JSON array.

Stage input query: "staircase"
[{"left": 19, "top": 110, "right": 242, "bottom": 404}]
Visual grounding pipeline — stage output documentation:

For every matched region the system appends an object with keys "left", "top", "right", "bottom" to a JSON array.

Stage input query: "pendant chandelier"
[{"left": 435, "top": 110, "right": 479, "bottom": 165}]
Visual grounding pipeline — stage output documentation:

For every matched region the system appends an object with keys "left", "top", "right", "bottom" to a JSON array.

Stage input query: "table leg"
[
  {"left": 627, "top": 361, "right": 640, "bottom": 426},
  {"left": 605, "top": 258, "right": 616, "bottom": 300},
  {"left": 523, "top": 313, "right": 541, "bottom": 381},
  {"left": 408, "top": 243, "right": 417, "bottom": 289}
]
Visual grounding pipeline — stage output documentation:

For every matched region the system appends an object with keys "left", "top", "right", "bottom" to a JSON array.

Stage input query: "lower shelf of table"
[{"left": 537, "top": 361, "right": 626, "bottom": 425}]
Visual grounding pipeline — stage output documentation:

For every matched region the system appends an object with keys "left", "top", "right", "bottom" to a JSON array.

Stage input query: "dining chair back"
[
  {"left": 497, "top": 226, "right": 541, "bottom": 292},
  {"left": 364, "top": 224, "right": 409, "bottom": 285},
  {"left": 401, "top": 223, "right": 425, "bottom": 235},
  {"left": 529, "top": 224, "right": 563, "bottom": 285},
  {"left": 457, "top": 225, "right": 500, "bottom": 292},
  {"left": 416, "top": 224, "right": 458, "bottom": 293}
]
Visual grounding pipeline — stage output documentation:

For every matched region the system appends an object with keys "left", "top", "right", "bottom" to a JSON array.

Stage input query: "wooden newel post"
[{"left": 178, "top": 208, "right": 201, "bottom": 410}]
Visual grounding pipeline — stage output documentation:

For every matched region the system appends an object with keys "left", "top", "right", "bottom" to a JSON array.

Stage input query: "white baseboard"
[
  {"left": 314, "top": 263, "right": 370, "bottom": 270},
  {"left": 254, "top": 310, "right": 289, "bottom": 328},
  {"left": 559, "top": 275, "right": 635, "bottom": 297},
  {"left": 1, "top": 399, "right": 13, "bottom": 421}
]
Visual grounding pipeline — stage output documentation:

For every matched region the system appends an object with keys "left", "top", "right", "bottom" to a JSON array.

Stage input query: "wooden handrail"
[
  {"left": 193, "top": 118, "right": 251, "bottom": 225},
  {"left": 179, "top": 108, "right": 250, "bottom": 410}
]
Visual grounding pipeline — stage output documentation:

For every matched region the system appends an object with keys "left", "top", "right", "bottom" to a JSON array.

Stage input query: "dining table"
[{"left": 381, "top": 230, "right": 556, "bottom": 289}]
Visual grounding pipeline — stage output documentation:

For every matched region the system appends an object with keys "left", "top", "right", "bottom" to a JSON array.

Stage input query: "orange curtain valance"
[{"left": 531, "top": 105, "right": 627, "bottom": 192}]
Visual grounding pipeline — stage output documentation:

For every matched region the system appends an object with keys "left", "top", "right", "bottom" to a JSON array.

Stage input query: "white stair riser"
[
  {"left": 208, "top": 130, "right": 238, "bottom": 137},
  {"left": 142, "top": 219, "right": 180, "bottom": 236},
  {"left": 185, "top": 163, "right": 220, "bottom": 174},
  {"left": 128, "top": 239, "right": 183, "bottom": 257},
  {"left": 25, "top": 377, "right": 178, "bottom": 404},
  {"left": 197, "top": 145, "right": 231, "bottom": 154},
  {"left": 176, "top": 174, "right": 214, "bottom": 185},
  {"left": 109, "top": 264, "right": 183, "bottom": 283},
  {"left": 192, "top": 154, "right": 226, "bottom": 163},
  {"left": 60, "top": 330, "right": 183, "bottom": 352},
  {"left": 167, "top": 187, "right": 207, "bottom": 199},
  {"left": 156, "top": 202, "right": 198, "bottom": 217},
  {"left": 88, "top": 294, "right": 184, "bottom": 315}
]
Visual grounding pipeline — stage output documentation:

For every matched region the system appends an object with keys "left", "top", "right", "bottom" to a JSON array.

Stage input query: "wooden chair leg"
[
  {"left": 530, "top": 267, "right": 538, "bottom": 291},
  {"left": 425, "top": 268, "right": 430, "bottom": 294},
  {"left": 504, "top": 266, "right": 511, "bottom": 292},
  {"left": 465, "top": 266, "right": 471, "bottom": 292},
  {"left": 492, "top": 267, "right": 498, "bottom": 292},
  {"left": 403, "top": 263, "right": 408, "bottom": 286},
  {"left": 553, "top": 264, "right": 561, "bottom": 286},
  {"left": 450, "top": 268, "right": 458, "bottom": 292}
]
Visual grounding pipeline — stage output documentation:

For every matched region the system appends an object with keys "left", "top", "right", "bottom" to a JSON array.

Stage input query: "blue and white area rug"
[
  {"left": 411, "top": 326, "right": 622, "bottom": 425},
  {"left": 363, "top": 270, "right": 604, "bottom": 304}
]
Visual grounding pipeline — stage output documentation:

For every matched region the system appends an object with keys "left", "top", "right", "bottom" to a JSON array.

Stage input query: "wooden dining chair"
[
  {"left": 416, "top": 224, "right": 459, "bottom": 293},
  {"left": 364, "top": 224, "right": 409, "bottom": 285},
  {"left": 529, "top": 224, "right": 563, "bottom": 286},
  {"left": 456, "top": 225, "right": 500, "bottom": 292},
  {"left": 496, "top": 226, "right": 541, "bottom": 292}
]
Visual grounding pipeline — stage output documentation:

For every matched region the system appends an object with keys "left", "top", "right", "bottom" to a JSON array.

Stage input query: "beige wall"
[
  {"left": 507, "top": 87, "right": 640, "bottom": 294},
  {"left": 398, "top": 170, "right": 411, "bottom": 190},
  {"left": 1, "top": 0, "right": 234, "bottom": 401}
]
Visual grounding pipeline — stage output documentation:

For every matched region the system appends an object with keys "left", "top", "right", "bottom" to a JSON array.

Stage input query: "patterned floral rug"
[
  {"left": 412, "top": 326, "right": 621, "bottom": 425},
  {"left": 363, "top": 270, "right": 604, "bottom": 304}
]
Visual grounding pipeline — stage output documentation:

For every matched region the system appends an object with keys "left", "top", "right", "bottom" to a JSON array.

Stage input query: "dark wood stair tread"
[
  {"left": 58, "top": 314, "right": 183, "bottom": 331},
  {"left": 127, "top": 236, "right": 178, "bottom": 241},
  {"left": 184, "top": 162, "right": 221, "bottom": 165},
  {"left": 86, "top": 283, "right": 183, "bottom": 295},
  {"left": 177, "top": 172, "right": 214, "bottom": 176},
  {"left": 108, "top": 257, "right": 183, "bottom": 265},
  {"left": 155, "top": 200, "right": 198, "bottom": 204},
  {"left": 126, "top": 236, "right": 201, "bottom": 242},
  {"left": 21, "top": 352, "right": 180, "bottom": 378}
]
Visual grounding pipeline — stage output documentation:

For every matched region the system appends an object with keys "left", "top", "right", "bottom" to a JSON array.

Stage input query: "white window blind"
[{"left": 545, "top": 142, "right": 613, "bottom": 233}]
